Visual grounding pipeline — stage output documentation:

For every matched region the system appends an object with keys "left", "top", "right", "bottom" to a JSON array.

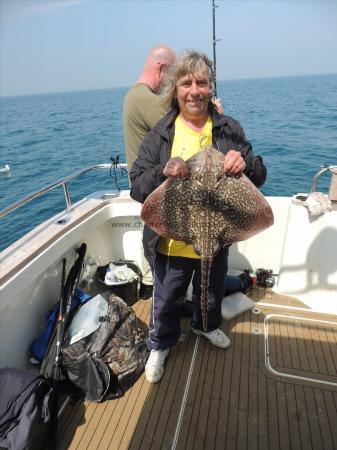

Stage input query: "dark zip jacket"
[{"left": 130, "top": 105, "right": 267, "bottom": 265}]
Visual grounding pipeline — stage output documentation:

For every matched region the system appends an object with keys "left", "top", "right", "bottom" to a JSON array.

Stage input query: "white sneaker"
[
  {"left": 192, "top": 328, "right": 231, "bottom": 349},
  {"left": 145, "top": 348, "right": 170, "bottom": 383}
]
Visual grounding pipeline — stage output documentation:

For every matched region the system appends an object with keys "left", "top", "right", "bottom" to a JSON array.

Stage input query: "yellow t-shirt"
[{"left": 156, "top": 115, "right": 212, "bottom": 258}]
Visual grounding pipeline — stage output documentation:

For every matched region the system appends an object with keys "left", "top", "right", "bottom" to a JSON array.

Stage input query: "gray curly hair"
[{"left": 161, "top": 49, "right": 215, "bottom": 110}]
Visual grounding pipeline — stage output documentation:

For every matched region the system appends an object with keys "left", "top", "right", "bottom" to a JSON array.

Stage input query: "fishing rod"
[
  {"left": 212, "top": 0, "right": 219, "bottom": 98},
  {"left": 48, "top": 244, "right": 87, "bottom": 449}
]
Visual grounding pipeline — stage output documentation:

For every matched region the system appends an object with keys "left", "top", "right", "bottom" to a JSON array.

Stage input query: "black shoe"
[{"left": 139, "top": 284, "right": 153, "bottom": 299}]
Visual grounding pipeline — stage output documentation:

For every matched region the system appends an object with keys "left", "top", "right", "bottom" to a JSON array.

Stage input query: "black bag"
[
  {"left": 0, "top": 368, "right": 52, "bottom": 450},
  {"left": 96, "top": 260, "right": 142, "bottom": 306},
  {"left": 60, "top": 293, "right": 148, "bottom": 402}
]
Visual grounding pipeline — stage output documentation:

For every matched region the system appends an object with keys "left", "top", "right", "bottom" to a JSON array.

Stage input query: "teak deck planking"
[{"left": 57, "top": 290, "right": 337, "bottom": 450}]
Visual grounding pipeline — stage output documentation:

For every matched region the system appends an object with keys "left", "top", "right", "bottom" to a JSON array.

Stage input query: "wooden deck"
[{"left": 57, "top": 289, "right": 337, "bottom": 450}]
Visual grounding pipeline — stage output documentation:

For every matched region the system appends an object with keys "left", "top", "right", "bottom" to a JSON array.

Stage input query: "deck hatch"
[{"left": 264, "top": 314, "right": 337, "bottom": 387}]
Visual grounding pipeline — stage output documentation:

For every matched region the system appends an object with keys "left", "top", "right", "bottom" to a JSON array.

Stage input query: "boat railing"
[
  {"left": 311, "top": 165, "right": 337, "bottom": 201},
  {"left": 2, "top": 162, "right": 336, "bottom": 221},
  {"left": 0, "top": 163, "right": 128, "bottom": 219}
]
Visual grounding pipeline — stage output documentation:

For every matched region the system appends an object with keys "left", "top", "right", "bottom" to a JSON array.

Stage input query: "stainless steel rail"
[
  {"left": 311, "top": 165, "right": 337, "bottom": 193},
  {"left": 0, "top": 163, "right": 128, "bottom": 219}
]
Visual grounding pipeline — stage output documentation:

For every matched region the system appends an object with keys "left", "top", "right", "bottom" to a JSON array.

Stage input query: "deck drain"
[
  {"left": 253, "top": 327, "right": 261, "bottom": 335},
  {"left": 252, "top": 307, "right": 261, "bottom": 315}
]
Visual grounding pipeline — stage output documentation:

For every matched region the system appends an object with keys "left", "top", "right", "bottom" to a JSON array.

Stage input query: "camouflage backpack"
[{"left": 61, "top": 293, "right": 148, "bottom": 402}]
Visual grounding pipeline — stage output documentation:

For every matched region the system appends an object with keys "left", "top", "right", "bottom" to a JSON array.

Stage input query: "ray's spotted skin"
[{"left": 141, "top": 145, "right": 274, "bottom": 331}]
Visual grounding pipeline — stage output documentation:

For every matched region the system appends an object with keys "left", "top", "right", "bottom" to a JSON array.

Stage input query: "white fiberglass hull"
[{"left": 0, "top": 190, "right": 336, "bottom": 369}]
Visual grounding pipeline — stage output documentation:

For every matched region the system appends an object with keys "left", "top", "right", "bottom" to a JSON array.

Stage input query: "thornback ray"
[{"left": 141, "top": 145, "right": 274, "bottom": 332}]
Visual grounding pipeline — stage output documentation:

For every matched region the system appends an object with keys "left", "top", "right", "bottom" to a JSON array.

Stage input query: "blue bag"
[{"left": 30, "top": 288, "right": 91, "bottom": 361}]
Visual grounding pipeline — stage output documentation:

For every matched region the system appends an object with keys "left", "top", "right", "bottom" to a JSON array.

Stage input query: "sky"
[{"left": 1, "top": 0, "right": 337, "bottom": 97}]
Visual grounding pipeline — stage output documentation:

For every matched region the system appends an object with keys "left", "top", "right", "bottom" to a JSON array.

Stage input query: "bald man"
[
  {"left": 123, "top": 45, "right": 175, "bottom": 298},
  {"left": 123, "top": 45, "right": 176, "bottom": 171}
]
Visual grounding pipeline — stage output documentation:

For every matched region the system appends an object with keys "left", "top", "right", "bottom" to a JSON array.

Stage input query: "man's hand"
[
  {"left": 223, "top": 150, "right": 246, "bottom": 175},
  {"left": 163, "top": 157, "right": 189, "bottom": 179}
]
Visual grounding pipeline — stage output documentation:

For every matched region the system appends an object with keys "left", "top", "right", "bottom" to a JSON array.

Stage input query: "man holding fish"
[{"left": 130, "top": 50, "right": 267, "bottom": 384}]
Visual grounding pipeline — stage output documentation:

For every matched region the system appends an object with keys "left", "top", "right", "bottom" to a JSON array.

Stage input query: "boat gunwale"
[{"left": 0, "top": 191, "right": 138, "bottom": 286}]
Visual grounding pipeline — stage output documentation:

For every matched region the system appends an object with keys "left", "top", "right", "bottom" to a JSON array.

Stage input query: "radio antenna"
[{"left": 212, "top": 0, "right": 219, "bottom": 97}]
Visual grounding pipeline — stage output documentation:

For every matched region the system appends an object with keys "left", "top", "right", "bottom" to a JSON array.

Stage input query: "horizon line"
[{"left": 1, "top": 71, "right": 336, "bottom": 99}]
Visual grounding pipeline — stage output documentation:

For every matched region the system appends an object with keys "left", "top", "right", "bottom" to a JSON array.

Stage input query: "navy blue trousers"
[{"left": 147, "top": 247, "right": 229, "bottom": 350}]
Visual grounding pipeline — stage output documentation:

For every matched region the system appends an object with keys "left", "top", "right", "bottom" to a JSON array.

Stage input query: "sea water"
[{"left": 1, "top": 74, "right": 337, "bottom": 251}]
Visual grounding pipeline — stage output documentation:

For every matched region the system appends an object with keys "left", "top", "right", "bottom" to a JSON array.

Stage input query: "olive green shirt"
[{"left": 123, "top": 83, "right": 166, "bottom": 172}]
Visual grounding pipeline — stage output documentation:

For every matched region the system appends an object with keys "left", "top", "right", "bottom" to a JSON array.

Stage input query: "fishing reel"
[{"left": 255, "top": 268, "right": 275, "bottom": 288}]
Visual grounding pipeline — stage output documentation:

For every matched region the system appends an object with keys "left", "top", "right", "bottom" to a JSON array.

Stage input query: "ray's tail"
[{"left": 200, "top": 257, "right": 212, "bottom": 332}]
